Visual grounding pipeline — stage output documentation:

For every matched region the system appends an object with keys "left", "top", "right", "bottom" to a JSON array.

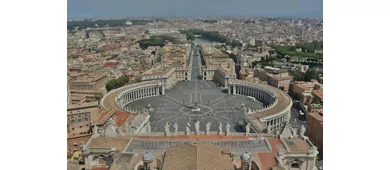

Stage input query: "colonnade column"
[
  {"left": 162, "top": 86, "right": 165, "bottom": 95},
  {"left": 145, "top": 88, "right": 148, "bottom": 97},
  {"left": 228, "top": 85, "right": 231, "bottom": 94},
  {"left": 233, "top": 85, "right": 236, "bottom": 94}
]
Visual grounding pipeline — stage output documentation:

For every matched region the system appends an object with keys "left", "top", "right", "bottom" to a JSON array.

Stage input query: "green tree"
[
  {"left": 105, "top": 79, "right": 117, "bottom": 91},
  {"left": 292, "top": 71, "right": 305, "bottom": 81},
  {"left": 304, "top": 69, "right": 318, "bottom": 82},
  {"left": 186, "top": 32, "right": 195, "bottom": 41}
]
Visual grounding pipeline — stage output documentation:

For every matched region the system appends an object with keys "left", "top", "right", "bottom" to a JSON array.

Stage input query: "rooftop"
[{"left": 162, "top": 142, "right": 233, "bottom": 170}]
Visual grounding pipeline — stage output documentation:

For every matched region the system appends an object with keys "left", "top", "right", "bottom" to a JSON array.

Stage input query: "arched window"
[{"left": 244, "top": 164, "right": 250, "bottom": 170}]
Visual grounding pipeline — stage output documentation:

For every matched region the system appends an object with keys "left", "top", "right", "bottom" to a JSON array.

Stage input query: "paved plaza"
[{"left": 125, "top": 81, "right": 264, "bottom": 132}]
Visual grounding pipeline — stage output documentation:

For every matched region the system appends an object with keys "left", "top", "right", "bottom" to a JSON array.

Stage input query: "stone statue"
[
  {"left": 117, "top": 127, "right": 124, "bottom": 136},
  {"left": 205, "top": 122, "right": 211, "bottom": 134},
  {"left": 98, "top": 127, "right": 104, "bottom": 135},
  {"left": 299, "top": 125, "right": 306, "bottom": 137},
  {"left": 144, "top": 108, "right": 149, "bottom": 115},
  {"left": 226, "top": 122, "right": 231, "bottom": 134},
  {"left": 80, "top": 141, "right": 85, "bottom": 150},
  {"left": 124, "top": 122, "right": 130, "bottom": 133},
  {"left": 267, "top": 126, "right": 272, "bottom": 134},
  {"left": 164, "top": 122, "right": 170, "bottom": 135},
  {"left": 112, "top": 116, "right": 117, "bottom": 126},
  {"left": 147, "top": 121, "right": 152, "bottom": 133},
  {"left": 173, "top": 122, "right": 179, "bottom": 133},
  {"left": 185, "top": 122, "right": 191, "bottom": 135},
  {"left": 218, "top": 122, "right": 223, "bottom": 134},
  {"left": 195, "top": 121, "right": 200, "bottom": 133},
  {"left": 108, "top": 118, "right": 113, "bottom": 125},
  {"left": 245, "top": 124, "right": 251, "bottom": 135},
  {"left": 290, "top": 127, "right": 297, "bottom": 136},
  {"left": 93, "top": 125, "right": 98, "bottom": 136}
]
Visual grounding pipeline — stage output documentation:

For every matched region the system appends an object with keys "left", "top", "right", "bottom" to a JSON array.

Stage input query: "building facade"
[{"left": 307, "top": 109, "right": 323, "bottom": 149}]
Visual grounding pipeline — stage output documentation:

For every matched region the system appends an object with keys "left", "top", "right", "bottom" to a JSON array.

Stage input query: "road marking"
[
  {"left": 209, "top": 95, "right": 228, "bottom": 104},
  {"left": 165, "top": 95, "right": 184, "bottom": 105},
  {"left": 190, "top": 94, "right": 192, "bottom": 103},
  {"left": 154, "top": 114, "right": 180, "bottom": 123},
  {"left": 157, "top": 96, "right": 180, "bottom": 107},
  {"left": 200, "top": 94, "right": 202, "bottom": 104},
  {"left": 168, "top": 115, "right": 185, "bottom": 123},
  {"left": 205, "top": 81, "right": 212, "bottom": 88},
  {"left": 212, "top": 95, "right": 237, "bottom": 106}
]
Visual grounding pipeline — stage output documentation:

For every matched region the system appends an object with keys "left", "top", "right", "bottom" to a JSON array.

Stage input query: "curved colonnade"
[
  {"left": 228, "top": 79, "right": 292, "bottom": 132},
  {"left": 101, "top": 79, "right": 292, "bottom": 134},
  {"left": 101, "top": 80, "right": 165, "bottom": 111}
]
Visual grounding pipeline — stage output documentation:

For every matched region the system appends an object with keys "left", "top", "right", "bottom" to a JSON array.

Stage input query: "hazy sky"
[{"left": 68, "top": 0, "right": 323, "bottom": 19}]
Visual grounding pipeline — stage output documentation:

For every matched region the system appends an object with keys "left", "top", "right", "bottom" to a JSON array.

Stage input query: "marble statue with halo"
[
  {"left": 226, "top": 122, "right": 231, "bottom": 136},
  {"left": 205, "top": 122, "right": 211, "bottom": 135},
  {"left": 245, "top": 124, "right": 251, "bottom": 136},
  {"left": 218, "top": 122, "right": 223, "bottom": 135},
  {"left": 164, "top": 122, "right": 170, "bottom": 136},
  {"left": 299, "top": 125, "right": 306, "bottom": 137},
  {"left": 173, "top": 122, "right": 179, "bottom": 133},
  {"left": 195, "top": 120, "right": 200, "bottom": 135},
  {"left": 185, "top": 122, "right": 191, "bottom": 135}
]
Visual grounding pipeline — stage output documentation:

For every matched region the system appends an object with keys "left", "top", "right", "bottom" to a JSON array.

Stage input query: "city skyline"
[{"left": 68, "top": 0, "right": 323, "bottom": 19}]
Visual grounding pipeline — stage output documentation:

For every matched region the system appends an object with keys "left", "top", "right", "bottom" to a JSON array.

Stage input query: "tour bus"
[{"left": 246, "top": 96, "right": 256, "bottom": 101}]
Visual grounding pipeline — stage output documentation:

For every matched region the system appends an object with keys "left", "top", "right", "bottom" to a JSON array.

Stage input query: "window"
[
  {"left": 291, "top": 163, "right": 300, "bottom": 168},
  {"left": 244, "top": 164, "right": 250, "bottom": 170},
  {"left": 79, "top": 126, "right": 82, "bottom": 128},
  {"left": 72, "top": 128, "right": 75, "bottom": 130}
]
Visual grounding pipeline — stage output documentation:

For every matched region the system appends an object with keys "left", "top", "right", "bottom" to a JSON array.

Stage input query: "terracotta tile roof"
[
  {"left": 67, "top": 135, "right": 92, "bottom": 153},
  {"left": 257, "top": 139, "right": 284, "bottom": 170},
  {"left": 92, "top": 110, "right": 116, "bottom": 125},
  {"left": 87, "top": 136, "right": 132, "bottom": 152},
  {"left": 162, "top": 142, "right": 232, "bottom": 170},
  {"left": 113, "top": 111, "right": 131, "bottom": 126}
]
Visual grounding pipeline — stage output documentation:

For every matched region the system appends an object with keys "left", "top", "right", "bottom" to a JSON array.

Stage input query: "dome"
[
  {"left": 240, "top": 151, "right": 251, "bottom": 161},
  {"left": 142, "top": 151, "right": 153, "bottom": 162}
]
